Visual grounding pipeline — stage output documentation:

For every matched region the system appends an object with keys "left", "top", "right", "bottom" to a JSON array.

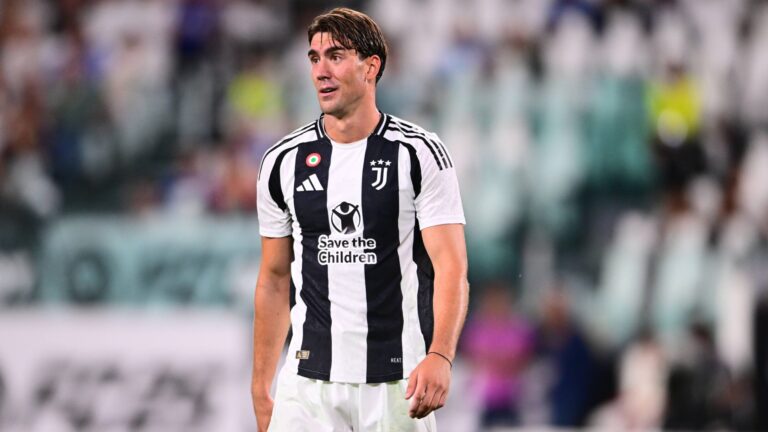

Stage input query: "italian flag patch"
[{"left": 306, "top": 153, "right": 321, "bottom": 167}]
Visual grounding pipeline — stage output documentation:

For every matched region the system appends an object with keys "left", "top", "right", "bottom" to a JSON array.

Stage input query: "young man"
[{"left": 252, "top": 8, "right": 468, "bottom": 431}]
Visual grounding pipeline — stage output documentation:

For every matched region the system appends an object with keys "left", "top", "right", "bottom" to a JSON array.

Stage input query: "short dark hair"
[{"left": 307, "top": 8, "right": 388, "bottom": 83}]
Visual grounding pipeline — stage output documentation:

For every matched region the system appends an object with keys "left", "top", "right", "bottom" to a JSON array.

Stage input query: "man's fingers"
[
  {"left": 405, "top": 372, "right": 418, "bottom": 399},
  {"left": 418, "top": 386, "right": 443, "bottom": 418},
  {"left": 437, "top": 391, "right": 447, "bottom": 409},
  {"left": 424, "top": 387, "right": 440, "bottom": 415},
  {"left": 412, "top": 384, "right": 429, "bottom": 418},
  {"left": 408, "top": 381, "right": 427, "bottom": 417},
  {"left": 413, "top": 384, "right": 435, "bottom": 418}
]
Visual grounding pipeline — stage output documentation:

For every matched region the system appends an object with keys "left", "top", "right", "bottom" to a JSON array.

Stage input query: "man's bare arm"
[
  {"left": 405, "top": 223, "right": 469, "bottom": 418},
  {"left": 251, "top": 235, "right": 293, "bottom": 431},
  {"left": 423, "top": 223, "right": 469, "bottom": 360}
]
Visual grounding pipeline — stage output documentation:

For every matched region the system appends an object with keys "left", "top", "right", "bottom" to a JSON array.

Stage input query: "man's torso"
[{"left": 258, "top": 113, "right": 463, "bottom": 383}]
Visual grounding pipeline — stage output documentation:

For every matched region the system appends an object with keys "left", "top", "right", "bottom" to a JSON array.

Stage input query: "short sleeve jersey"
[{"left": 257, "top": 113, "right": 465, "bottom": 383}]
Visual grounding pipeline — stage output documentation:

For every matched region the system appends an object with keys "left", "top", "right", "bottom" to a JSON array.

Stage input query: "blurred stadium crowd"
[{"left": 1, "top": 0, "right": 768, "bottom": 430}]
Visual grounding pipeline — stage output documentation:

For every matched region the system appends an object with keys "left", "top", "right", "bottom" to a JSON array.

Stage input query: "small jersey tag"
[{"left": 296, "top": 350, "right": 310, "bottom": 360}]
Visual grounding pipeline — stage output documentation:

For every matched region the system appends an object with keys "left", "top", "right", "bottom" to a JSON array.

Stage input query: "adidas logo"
[{"left": 296, "top": 174, "right": 324, "bottom": 192}]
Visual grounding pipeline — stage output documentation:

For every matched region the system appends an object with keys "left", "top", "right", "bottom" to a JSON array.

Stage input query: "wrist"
[{"left": 427, "top": 351, "right": 453, "bottom": 368}]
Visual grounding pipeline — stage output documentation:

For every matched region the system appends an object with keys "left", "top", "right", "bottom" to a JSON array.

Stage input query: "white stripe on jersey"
[
  {"left": 326, "top": 140, "right": 369, "bottom": 382},
  {"left": 396, "top": 145, "right": 426, "bottom": 375}
]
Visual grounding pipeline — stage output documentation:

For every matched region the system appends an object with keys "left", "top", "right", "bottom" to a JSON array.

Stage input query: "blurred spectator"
[
  {"left": 664, "top": 322, "right": 739, "bottom": 430},
  {"left": 531, "top": 288, "right": 595, "bottom": 427},
  {"left": 756, "top": 293, "right": 768, "bottom": 430},
  {"left": 461, "top": 282, "right": 534, "bottom": 428},
  {"left": 647, "top": 61, "right": 704, "bottom": 195},
  {"left": 590, "top": 330, "right": 667, "bottom": 430},
  {"left": 225, "top": 50, "right": 286, "bottom": 148},
  {"left": 209, "top": 142, "right": 258, "bottom": 214},
  {"left": 2, "top": 78, "right": 60, "bottom": 219},
  {"left": 174, "top": 0, "right": 221, "bottom": 146},
  {"left": 738, "top": 132, "right": 768, "bottom": 224},
  {"left": 47, "top": 36, "right": 115, "bottom": 183},
  {"left": 160, "top": 149, "right": 212, "bottom": 216},
  {"left": 106, "top": 30, "right": 171, "bottom": 163},
  {"left": 546, "top": 0, "right": 603, "bottom": 34}
]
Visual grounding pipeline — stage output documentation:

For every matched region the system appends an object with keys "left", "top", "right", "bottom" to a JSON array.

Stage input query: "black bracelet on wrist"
[{"left": 427, "top": 351, "right": 453, "bottom": 368}]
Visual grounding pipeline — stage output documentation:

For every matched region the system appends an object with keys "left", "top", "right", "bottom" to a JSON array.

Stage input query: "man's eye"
[{"left": 310, "top": 57, "right": 319, "bottom": 64}]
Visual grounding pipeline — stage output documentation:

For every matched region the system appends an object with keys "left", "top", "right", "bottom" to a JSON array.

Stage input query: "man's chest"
[{"left": 284, "top": 140, "right": 413, "bottom": 237}]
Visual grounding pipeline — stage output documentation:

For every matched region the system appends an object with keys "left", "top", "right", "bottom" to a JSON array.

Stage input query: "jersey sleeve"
[
  {"left": 414, "top": 133, "right": 465, "bottom": 229},
  {"left": 257, "top": 150, "right": 292, "bottom": 237}
]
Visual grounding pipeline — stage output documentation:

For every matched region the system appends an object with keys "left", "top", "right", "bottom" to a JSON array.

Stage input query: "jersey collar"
[{"left": 316, "top": 111, "right": 390, "bottom": 141}]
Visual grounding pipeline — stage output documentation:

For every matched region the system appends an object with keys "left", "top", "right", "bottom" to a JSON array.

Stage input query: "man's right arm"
[{"left": 251, "top": 235, "right": 293, "bottom": 432}]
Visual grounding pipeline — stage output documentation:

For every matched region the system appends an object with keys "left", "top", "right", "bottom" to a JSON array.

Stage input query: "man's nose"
[{"left": 314, "top": 60, "right": 330, "bottom": 81}]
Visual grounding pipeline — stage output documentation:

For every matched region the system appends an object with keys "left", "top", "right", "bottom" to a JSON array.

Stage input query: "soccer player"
[{"left": 252, "top": 8, "right": 468, "bottom": 431}]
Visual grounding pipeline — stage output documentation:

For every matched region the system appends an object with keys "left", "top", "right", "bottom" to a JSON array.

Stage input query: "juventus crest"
[{"left": 370, "top": 159, "right": 391, "bottom": 190}]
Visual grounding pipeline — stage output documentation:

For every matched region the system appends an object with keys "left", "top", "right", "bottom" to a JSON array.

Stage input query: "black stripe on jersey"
[
  {"left": 267, "top": 146, "right": 298, "bottom": 212},
  {"left": 258, "top": 123, "right": 316, "bottom": 179},
  {"left": 389, "top": 119, "right": 453, "bottom": 169},
  {"left": 392, "top": 121, "right": 453, "bottom": 167},
  {"left": 412, "top": 220, "right": 434, "bottom": 353},
  {"left": 315, "top": 116, "right": 326, "bottom": 139},
  {"left": 399, "top": 141, "right": 422, "bottom": 198},
  {"left": 294, "top": 139, "right": 334, "bottom": 380},
  {"left": 374, "top": 112, "right": 390, "bottom": 136},
  {"left": 387, "top": 123, "right": 445, "bottom": 171},
  {"left": 362, "top": 136, "right": 404, "bottom": 383}
]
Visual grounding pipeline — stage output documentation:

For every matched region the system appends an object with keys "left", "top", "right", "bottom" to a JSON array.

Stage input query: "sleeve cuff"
[
  {"left": 259, "top": 228, "right": 292, "bottom": 238},
  {"left": 418, "top": 216, "right": 466, "bottom": 230}
]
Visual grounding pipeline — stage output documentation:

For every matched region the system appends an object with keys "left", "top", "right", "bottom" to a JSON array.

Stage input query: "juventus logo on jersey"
[
  {"left": 296, "top": 174, "right": 324, "bottom": 192},
  {"left": 370, "top": 159, "right": 391, "bottom": 190}
]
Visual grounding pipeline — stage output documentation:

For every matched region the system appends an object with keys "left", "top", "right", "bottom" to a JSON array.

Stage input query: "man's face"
[{"left": 308, "top": 32, "right": 372, "bottom": 118}]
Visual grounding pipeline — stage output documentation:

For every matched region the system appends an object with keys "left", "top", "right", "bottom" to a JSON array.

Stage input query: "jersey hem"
[
  {"left": 297, "top": 367, "right": 330, "bottom": 381},
  {"left": 296, "top": 368, "right": 404, "bottom": 384}
]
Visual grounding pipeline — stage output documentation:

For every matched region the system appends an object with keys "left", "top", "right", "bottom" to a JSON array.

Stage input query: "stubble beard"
[{"left": 319, "top": 91, "right": 364, "bottom": 120}]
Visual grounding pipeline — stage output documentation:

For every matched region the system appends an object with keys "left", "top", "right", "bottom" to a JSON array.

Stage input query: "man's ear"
[{"left": 365, "top": 55, "right": 381, "bottom": 82}]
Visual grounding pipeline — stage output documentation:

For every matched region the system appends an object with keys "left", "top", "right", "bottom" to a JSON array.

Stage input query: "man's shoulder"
[
  {"left": 383, "top": 114, "right": 438, "bottom": 140},
  {"left": 382, "top": 114, "right": 454, "bottom": 169},
  {"left": 259, "top": 119, "right": 322, "bottom": 169},
  {"left": 272, "top": 119, "right": 323, "bottom": 151}
]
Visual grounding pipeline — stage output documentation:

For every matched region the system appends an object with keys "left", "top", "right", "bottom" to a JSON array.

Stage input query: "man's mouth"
[{"left": 320, "top": 87, "right": 337, "bottom": 94}]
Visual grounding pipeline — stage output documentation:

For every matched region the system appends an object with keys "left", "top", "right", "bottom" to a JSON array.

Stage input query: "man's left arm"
[{"left": 405, "top": 223, "right": 469, "bottom": 419}]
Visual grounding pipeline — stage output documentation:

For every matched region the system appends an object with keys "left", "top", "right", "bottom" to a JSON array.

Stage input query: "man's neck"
[{"left": 323, "top": 101, "right": 381, "bottom": 144}]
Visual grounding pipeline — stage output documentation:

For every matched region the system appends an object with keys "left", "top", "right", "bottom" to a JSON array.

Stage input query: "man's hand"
[
  {"left": 253, "top": 393, "right": 274, "bottom": 432},
  {"left": 404, "top": 353, "right": 452, "bottom": 419}
]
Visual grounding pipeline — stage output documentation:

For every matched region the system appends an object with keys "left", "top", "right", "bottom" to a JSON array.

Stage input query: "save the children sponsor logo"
[{"left": 319, "top": 201, "right": 376, "bottom": 265}]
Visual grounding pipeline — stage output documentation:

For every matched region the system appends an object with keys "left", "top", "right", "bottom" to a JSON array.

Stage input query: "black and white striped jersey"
[{"left": 257, "top": 113, "right": 465, "bottom": 384}]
